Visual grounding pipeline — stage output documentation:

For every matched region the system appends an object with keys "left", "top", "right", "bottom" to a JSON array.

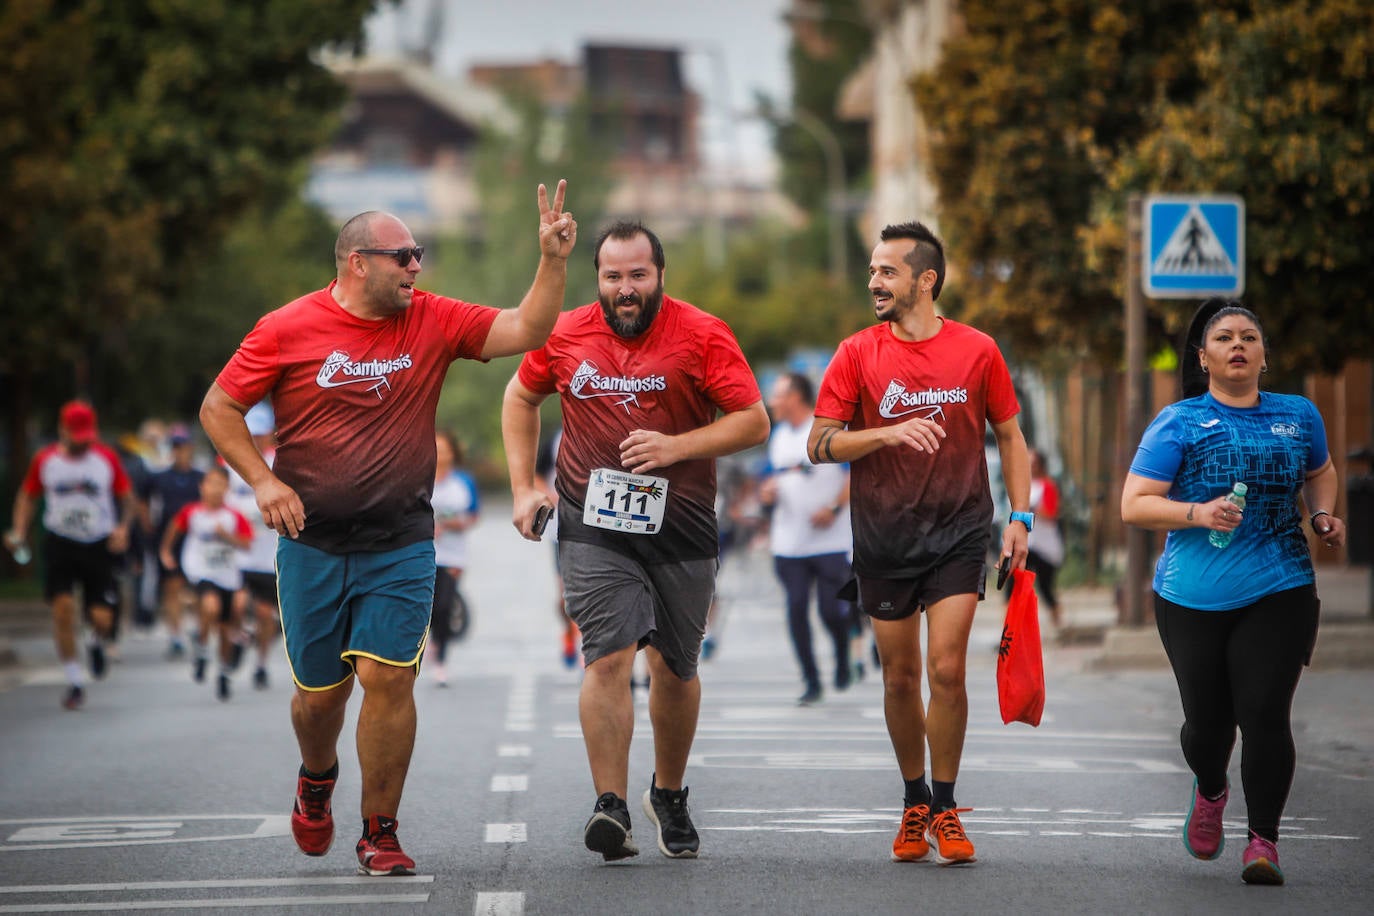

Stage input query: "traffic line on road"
[
  {"left": 485, "top": 823, "right": 527, "bottom": 843},
  {"left": 490, "top": 775, "right": 529, "bottom": 792},
  {"left": 0, "top": 876, "right": 435, "bottom": 913},
  {"left": 474, "top": 891, "right": 524, "bottom": 915},
  {"left": 497, "top": 745, "right": 531, "bottom": 757}
]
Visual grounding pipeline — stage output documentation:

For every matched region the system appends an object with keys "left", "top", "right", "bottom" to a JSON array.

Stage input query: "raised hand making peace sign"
[{"left": 538, "top": 179, "right": 577, "bottom": 260}]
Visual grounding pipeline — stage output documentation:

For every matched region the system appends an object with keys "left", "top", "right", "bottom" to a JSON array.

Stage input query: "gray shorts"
[{"left": 559, "top": 540, "right": 716, "bottom": 680}]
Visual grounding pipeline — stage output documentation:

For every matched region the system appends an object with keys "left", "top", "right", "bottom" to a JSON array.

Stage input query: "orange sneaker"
[
  {"left": 926, "top": 807, "right": 976, "bottom": 865},
  {"left": 891, "top": 803, "right": 931, "bottom": 861}
]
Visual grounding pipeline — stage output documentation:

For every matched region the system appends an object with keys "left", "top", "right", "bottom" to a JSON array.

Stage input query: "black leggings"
[
  {"left": 1154, "top": 585, "right": 1319, "bottom": 842},
  {"left": 774, "top": 553, "right": 853, "bottom": 688}
]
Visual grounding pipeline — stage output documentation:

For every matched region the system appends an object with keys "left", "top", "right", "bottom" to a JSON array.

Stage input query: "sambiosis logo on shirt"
[
  {"left": 315, "top": 350, "right": 414, "bottom": 399},
  {"left": 878, "top": 379, "right": 966, "bottom": 421},
  {"left": 569, "top": 359, "right": 666, "bottom": 413}
]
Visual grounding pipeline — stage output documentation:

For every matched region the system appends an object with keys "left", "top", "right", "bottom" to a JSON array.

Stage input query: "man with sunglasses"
[{"left": 200, "top": 181, "right": 577, "bottom": 877}]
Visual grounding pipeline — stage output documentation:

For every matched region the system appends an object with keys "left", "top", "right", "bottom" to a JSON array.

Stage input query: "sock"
[
  {"left": 63, "top": 661, "right": 84, "bottom": 686},
  {"left": 932, "top": 780, "right": 957, "bottom": 812},
  {"left": 903, "top": 775, "right": 930, "bottom": 809},
  {"left": 301, "top": 761, "right": 338, "bottom": 781}
]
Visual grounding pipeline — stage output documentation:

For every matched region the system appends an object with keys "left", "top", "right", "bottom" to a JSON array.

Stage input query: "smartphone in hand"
[{"left": 532, "top": 504, "right": 553, "bottom": 536}]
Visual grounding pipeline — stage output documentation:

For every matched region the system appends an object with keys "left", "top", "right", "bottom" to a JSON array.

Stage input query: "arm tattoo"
[
  {"left": 1186, "top": 504, "right": 1195, "bottom": 522},
  {"left": 819, "top": 427, "right": 838, "bottom": 463}
]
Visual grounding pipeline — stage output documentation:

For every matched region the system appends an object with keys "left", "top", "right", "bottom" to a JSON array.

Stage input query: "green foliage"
[
  {"left": 915, "top": 0, "right": 1373, "bottom": 376},
  {"left": 1104, "top": 0, "right": 1374, "bottom": 375},
  {"left": 0, "top": 0, "right": 381, "bottom": 431}
]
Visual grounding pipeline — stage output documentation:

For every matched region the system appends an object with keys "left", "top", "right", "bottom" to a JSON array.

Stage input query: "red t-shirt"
[
  {"left": 215, "top": 283, "right": 499, "bottom": 553},
  {"left": 518, "top": 296, "right": 761, "bottom": 564},
  {"left": 815, "top": 319, "right": 1019, "bottom": 578}
]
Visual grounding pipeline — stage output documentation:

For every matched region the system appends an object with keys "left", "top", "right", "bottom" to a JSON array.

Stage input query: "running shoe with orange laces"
[
  {"left": 892, "top": 803, "right": 931, "bottom": 862},
  {"left": 926, "top": 807, "right": 976, "bottom": 865},
  {"left": 290, "top": 766, "right": 336, "bottom": 856},
  {"left": 356, "top": 815, "right": 416, "bottom": 876}
]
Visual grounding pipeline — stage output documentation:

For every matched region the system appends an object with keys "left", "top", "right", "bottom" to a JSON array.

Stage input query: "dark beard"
[{"left": 599, "top": 283, "right": 664, "bottom": 338}]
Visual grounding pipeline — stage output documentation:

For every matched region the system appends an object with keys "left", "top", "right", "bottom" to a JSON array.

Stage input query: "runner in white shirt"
[
  {"left": 225, "top": 401, "right": 281, "bottom": 689},
  {"left": 160, "top": 466, "right": 252, "bottom": 701},
  {"left": 758, "top": 373, "right": 855, "bottom": 705},
  {"left": 6, "top": 401, "right": 135, "bottom": 710},
  {"left": 427, "top": 431, "right": 479, "bottom": 686}
]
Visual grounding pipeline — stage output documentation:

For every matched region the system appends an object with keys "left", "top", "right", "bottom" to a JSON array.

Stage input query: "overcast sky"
[{"left": 365, "top": 0, "right": 794, "bottom": 180}]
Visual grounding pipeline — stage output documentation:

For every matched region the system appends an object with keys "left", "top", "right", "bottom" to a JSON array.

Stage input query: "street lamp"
[{"left": 763, "top": 106, "right": 848, "bottom": 288}]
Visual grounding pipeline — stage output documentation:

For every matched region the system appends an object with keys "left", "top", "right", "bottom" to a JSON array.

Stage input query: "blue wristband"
[{"left": 1010, "top": 511, "right": 1035, "bottom": 532}]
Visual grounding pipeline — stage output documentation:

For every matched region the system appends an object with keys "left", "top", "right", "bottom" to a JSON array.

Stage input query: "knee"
[
  {"left": 355, "top": 660, "right": 416, "bottom": 698},
  {"left": 926, "top": 654, "right": 966, "bottom": 698},
  {"left": 294, "top": 685, "right": 349, "bottom": 721},
  {"left": 882, "top": 664, "right": 922, "bottom": 700},
  {"left": 584, "top": 646, "right": 634, "bottom": 685}
]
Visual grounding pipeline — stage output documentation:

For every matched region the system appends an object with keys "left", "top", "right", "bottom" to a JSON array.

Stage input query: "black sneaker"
[
  {"left": 254, "top": 667, "right": 270, "bottom": 689},
  {"left": 797, "top": 684, "right": 822, "bottom": 706},
  {"left": 217, "top": 673, "right": 231, "bottom": 702},
  {"left": 88, "top": 642, "right": 106, "bottom": 680},
  {"left": 228, "top": 641, "right": 245, "bottom": 671},
  {"left": 62, "top": 685, "right": 84, "bottom": 710},
  {"left": 642, "top": 776, "right": 700, "bottom": 858},
  {"left": 193, "top": 656, "right": 207, "bottom": 683},
  {"left": 584, "top": 792, "right": 638, "bottom": 861}
]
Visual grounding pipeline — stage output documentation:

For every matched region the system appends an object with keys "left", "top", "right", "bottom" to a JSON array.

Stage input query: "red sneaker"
[
  {"left": 926, "top": 807, "right": 977, "bottom": 865},
  {"left": 356, "top": 815, "right": 416, "bottom": 876},
  {"left": 290, "top": 768, "right": 336, "bottom": 856}
]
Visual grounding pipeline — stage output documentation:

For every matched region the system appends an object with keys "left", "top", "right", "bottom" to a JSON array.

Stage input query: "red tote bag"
[{"left": 997, "top": 568, "right": 1045, "bottom": 726}]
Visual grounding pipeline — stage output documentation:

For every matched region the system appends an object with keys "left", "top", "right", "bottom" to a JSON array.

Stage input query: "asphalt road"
[{"left": 1, "top": 505, "right": 1371, "bottom": 914}]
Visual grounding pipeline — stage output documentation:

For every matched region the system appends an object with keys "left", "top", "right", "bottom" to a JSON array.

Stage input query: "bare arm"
[
  {"left": 480, "top": 181, "right": 577, "bottom": 359},
  {"left": 618, "top": 401, "right": 770, "bottom": 475},
  {"left": 4, "top": 490, "right": 36, "bottom": 551},
  {"left": 1120, "top": 473, "right": 1246, "bottom": 535},
  {"left": 1302, "top": 457, "right": 1346, "bottom": 549},
  {"left": 806, "top": 415, "right": 946, "bottom": 465},
  {"left": 200, "top": 383, "right": 305, "bottom": 538},
  {"left": 501, "top": 376, "right": 553, "bottom": 540},
  {"left": 991, "top": 416, "right": 1032, "bottom": 567}
]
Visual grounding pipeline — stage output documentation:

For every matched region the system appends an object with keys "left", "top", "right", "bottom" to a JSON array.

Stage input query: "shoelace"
[
  {"left": 901, "top": 807, "right": 928, "bottom": 841},
  {"left": 931, "top": 808, "right": 973, "bottom": 842},
  {"left": 368, "top": 829, "right": 402, "bottom": 853},
  {"left": 298, "top": 782, "right": 331, "bottom": 819}
]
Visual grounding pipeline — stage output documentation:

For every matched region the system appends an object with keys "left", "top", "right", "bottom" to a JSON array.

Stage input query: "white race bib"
[{"left": 582, "top": 468, "right": 669, "bottom": 535}]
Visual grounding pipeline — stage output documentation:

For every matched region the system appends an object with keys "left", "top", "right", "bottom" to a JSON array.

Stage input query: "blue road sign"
[{"left": 1143, "top": 195, "right": 1245, "bottom": 298}]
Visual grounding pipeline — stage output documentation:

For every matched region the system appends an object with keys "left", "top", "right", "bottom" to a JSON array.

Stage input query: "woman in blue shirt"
[{"left": 1122, "top": 301, "right": 1346, "bottom": 887}]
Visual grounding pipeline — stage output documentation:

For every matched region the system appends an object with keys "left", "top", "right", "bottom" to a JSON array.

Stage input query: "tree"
[
  {"left": 0, "top": 0, "right": 382, "bottom": 480},
  {"left": 1103, "top": 0, "right": 1374, "bottom": 376}
]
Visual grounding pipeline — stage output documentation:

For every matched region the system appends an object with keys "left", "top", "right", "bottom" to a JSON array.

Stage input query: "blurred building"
[{"left": 306, "top": 55, "right": 511, "bottom": 234}]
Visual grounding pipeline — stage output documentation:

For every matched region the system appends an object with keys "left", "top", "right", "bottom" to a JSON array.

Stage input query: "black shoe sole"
[{"left": 584, "top": 812, "right": 638, "bottom": 861}]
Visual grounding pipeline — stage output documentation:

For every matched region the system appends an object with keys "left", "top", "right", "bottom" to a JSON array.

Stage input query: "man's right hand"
[
  {"left": 512, "top": 489, "right": 553, "bottom": 542},
  {"left": 255, "top": 476, "right": 306, "bottom": 539}
]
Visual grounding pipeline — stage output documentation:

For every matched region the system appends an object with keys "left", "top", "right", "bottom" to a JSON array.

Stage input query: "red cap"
[{"left": 59, "top": 400, "right": 98, "bottom": 444}]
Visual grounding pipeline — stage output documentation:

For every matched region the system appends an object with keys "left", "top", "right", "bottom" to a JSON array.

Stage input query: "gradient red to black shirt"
[
  {"left": 216, "top": 284, "right": 498, "bottom": 553},
  {"left": 815, "top": 320, "right": 1019, "bottom": 578},
  {"left": 518, "top": 296, "right": 760, "bottom": 565}
]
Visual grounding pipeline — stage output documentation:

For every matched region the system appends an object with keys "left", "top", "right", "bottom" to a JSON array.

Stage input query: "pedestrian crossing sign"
[{"left": 1143, "top": 195, "right": 1245, "bottom": 298}]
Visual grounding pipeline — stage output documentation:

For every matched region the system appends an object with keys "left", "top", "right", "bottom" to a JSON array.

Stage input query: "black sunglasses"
[{"left": 355, "top": 246, "right": 424, "bottom": 267}]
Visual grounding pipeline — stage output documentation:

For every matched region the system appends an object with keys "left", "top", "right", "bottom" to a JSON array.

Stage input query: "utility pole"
[{"left": 1124, "top": 194, "right": 1149, "bottom": 626}]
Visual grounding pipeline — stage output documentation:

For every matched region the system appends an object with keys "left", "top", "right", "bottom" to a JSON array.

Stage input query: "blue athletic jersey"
[{"left": 1129, "top": 392, "right": 1329, "bottom": 610}]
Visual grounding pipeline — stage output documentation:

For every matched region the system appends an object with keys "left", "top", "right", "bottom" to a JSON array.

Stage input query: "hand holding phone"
[
  {"left": 532, "top": 504, "right": 553, "bottom": 536},
  {"left": 996, "top": 555, "right": 1011, "bottom": 591}
]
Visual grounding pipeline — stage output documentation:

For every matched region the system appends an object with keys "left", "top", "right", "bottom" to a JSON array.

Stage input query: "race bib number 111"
[{"left": 582, "top": 468, "right": 668, "bottom": 535}]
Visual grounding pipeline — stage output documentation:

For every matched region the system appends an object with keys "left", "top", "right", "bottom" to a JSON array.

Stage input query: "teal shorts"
[{"left": 277, "top": 538, "right": 435, "bottom": 690}]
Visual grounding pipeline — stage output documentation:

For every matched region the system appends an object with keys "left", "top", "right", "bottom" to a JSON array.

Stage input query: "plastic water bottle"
[
  {"left": 8, "top": 539, "right": 31, "bottom": 566},
  {"left": 1208, "top": 482, "right": 1248, "bottom": 549}
]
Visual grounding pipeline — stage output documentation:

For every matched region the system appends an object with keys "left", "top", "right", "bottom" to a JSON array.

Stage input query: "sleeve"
[
  {"left": 20, "top": 452, "right": 45, "bottom": 497},
  {"left": 216, "top": 313, "right": 284, "bottom": 407},
  {"left": 170, "top": 504, "right": 194, "bottom": 534},
  {"left": 699, "top": 319, "right": 762, "bottom": 413},
  {"left": 814, "top": 338, "right": 859, "bottom": 423},
  {"left": 462, "top": 472, "right": 481, "bottom": 515},
  {"left": 516, "top": 345, "right": 558, "bottom": 396},
  {"left": 97, "top": 445, "right": 132, "bottom": 497},
  {"left": 232, "top": 509, "right": 254, "bottom": 540},
  {"left": 1040, "top": 478, "right": 1060, "bottom": 518},
  {"left": 432, "top": 294, "right": 501, "bottom": 362},
  {"left": 1128, "top": 407, "right": 1185, "bottom": 482},
  {"left": 984, "top": 343, "right": 1020, "bottom": 424},
  {"left": 1305, "top": 399, "right": 1331, "bottom": 472}
]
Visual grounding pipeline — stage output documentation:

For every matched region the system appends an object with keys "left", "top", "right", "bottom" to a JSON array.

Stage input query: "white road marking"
[
  {"left": 497, "top": 745, "right": 532, "bottom": 757},
  {"left": 0, "top": 894, "right": 430, "bottom": 912},
  {"left": 490, "top": 775, "right": 529, "bottom": 792},
  {"left": 0, "top": 877, "right": 433, "bottom": 894},
  {"left": 0, "top": 816, "right": 288, "bottom": 852},
  {"left": 485, "top": 823, "right": 527, "bottom": 843},
  {"left": 474, "top": 891, "right": 525, "bottom": 915}
]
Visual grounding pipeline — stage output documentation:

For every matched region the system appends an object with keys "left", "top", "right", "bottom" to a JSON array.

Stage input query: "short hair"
[
  {"left": 203, "top": 464, "right": 229, "bottom": 482},
  {"left": 593, "top": 220, "right": 665, "bottom": 273},
  {"left": 436, "top": 429, "right": 465, "bottom": 465},
  {"left": 781, "top": 371, "right": 815, "bottom": 407},
  {"left": 334, "top": 211, "right": 383, "bottom": 271},
  {"left": 879, "top": 221, "right": 946, "bottom": 300}
]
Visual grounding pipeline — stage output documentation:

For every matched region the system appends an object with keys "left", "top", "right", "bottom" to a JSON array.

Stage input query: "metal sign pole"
[{"left": 1125, "top": 194, "right": 1149, "bottom": 627}]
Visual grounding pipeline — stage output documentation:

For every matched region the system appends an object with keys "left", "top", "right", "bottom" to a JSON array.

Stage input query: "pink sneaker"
[
  {"left": 1182, "top": 779, "right": 1227, "bottom": 860},
  {"left": 1241, "top": 834, "right": 1284, "bottom": 885}
]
